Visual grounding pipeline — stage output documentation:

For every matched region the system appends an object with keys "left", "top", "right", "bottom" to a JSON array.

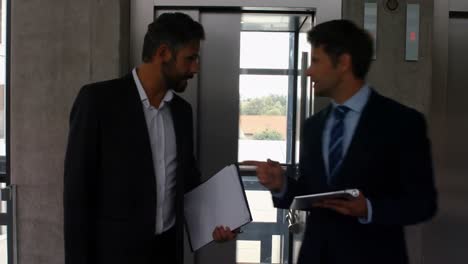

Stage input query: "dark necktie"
[{"left": 328, "top": 105, "right": 351, "bottom": 178}]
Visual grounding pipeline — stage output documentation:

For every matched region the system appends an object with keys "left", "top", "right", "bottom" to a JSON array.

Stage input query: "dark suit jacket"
[
  {"left": 274, "top": 89, "right": 437, "bottom": 264},
  {"left": 64, "top": 74, "right": 200, "bottom": 264}
]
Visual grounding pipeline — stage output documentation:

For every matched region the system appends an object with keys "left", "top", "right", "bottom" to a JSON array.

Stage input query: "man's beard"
[{"left": 162, "top": 63, "right": 190, "bottom": 93}]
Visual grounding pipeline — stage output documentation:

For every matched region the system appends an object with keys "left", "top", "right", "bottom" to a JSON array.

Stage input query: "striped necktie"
[{"left": 328, "top": 105, "right": 351, "bottom": 179}]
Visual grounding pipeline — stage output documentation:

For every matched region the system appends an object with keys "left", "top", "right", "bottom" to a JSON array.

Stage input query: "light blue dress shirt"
[
  {"left": 274, "top": 85, "right": 373, "bottom": 224},
  {"left": 322, "top": 85, "right": 371, "bottom": 176}
]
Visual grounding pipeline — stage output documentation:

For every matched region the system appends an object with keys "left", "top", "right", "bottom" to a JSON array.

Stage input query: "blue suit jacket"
[{"left": 274, "top": 90, "right": 437, "bottom": 264}]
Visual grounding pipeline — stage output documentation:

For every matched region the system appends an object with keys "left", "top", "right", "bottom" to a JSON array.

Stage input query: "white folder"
[{"left": 184, "top": 164, "right": 252, "bottom": 251}]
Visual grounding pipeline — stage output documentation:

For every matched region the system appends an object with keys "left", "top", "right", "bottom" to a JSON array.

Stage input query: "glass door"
[{"left": 236, "top": 12, "right": 313, "bottom": 264}]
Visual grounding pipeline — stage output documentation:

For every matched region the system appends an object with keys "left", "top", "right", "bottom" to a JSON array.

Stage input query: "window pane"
[
  {"left": 0, "top": 226, "right": 6, "bottom": 264},
  {"left": 0, "top": 183, "right": 5, "bottom": 214},
  {"left": 297, "top": 33, "right": 310, "bottom": 70},
  {"left": 239, "top": 75, "right": 288, "bottom": 163},
  {"left": 0, "top": 0, "right": 8, "bottom": 262},
  {"left": 0, "top": 0, "right": 6, "bottom": 158},
  {"left": 245, "top": 190, "right": 277, "bottom": 223},
  {"left": 236, "top": 240, "right": 261, "bottom": 263},
  {"left": 240, "top": 32, "right": 291, "bottom": 69},
  {"left": 237, "top": 177, "right": 288, "bottom": 264}
]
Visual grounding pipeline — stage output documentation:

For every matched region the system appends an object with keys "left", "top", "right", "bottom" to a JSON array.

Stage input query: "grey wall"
[
  {"left": 450, "top": 0, "right": 468, "bottom": 11},
  {"left": 343, "top": 0, "right": 433, "bottom": 114},
  {"left": 10, "top": 0, "right": 129, "bottom": 263}
]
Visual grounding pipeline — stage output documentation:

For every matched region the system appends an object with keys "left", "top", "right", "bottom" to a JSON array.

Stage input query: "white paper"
[{"left": 184, "top": 165, "right": 252, "bottom": 251}]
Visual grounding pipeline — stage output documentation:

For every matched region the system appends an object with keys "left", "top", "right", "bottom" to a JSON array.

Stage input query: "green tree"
[
  {"left": 241, "top": 95, "right": 287, "bottom": 115},
  {"left": 252, "top": 129, "right": 283, "bottom": 140}
]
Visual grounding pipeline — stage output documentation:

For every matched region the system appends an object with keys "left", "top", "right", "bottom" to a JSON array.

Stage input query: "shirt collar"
[
  {"left": 331, "top": 84, "right": 371, "bottom": 113},
  {"left": 132, "top": 68, "right": 174, "bottom": 109}
]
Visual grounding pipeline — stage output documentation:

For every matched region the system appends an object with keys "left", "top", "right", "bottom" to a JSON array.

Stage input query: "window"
[
  {"left": 236, "top": 12, "right": 312, "bottom": 264},
  {"left": 0, "top": 0, "right": 10, "bottom": 263}
]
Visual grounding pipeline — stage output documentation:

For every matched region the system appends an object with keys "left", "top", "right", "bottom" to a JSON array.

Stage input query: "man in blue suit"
[{"left": 247, "top": 19, "right": 437, "bottom": 264}]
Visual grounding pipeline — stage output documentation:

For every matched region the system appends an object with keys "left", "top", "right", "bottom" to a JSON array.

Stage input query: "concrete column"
[{"left": 10, "top": 0, "right": 129, "bottom": 263}]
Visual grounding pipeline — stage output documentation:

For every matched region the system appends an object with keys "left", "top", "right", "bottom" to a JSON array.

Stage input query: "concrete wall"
[
  {"left": 450, "top": 0, "right": 468, "bottom": 11},
  {"left": 10, "top": 0, "right": 129, "bottom": 263},
  {"left": 343, "top": 0, "right": 433, "bottom": 114}
]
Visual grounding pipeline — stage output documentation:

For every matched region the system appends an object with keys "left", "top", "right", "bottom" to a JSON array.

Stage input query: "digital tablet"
[{"left": 290, "top": 189, "right": 360, "bottom": 210}]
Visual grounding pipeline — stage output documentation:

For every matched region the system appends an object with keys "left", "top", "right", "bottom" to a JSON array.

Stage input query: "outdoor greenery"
[
  {"left": 252, "top": 129, "right": 283, "bottom": 140},
  {"left": 241, "top": 95, "right": 287, "bottom": 115}
]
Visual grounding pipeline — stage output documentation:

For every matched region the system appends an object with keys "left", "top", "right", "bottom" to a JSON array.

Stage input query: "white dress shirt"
[{"left": 132, "top": 68, "right": 178, "bottom": 234}]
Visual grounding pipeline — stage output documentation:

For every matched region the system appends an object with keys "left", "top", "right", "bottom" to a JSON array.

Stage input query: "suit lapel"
[
  {"left": 168, "top": 96, "right": 187, "bottom": 255},
  {"left": 307, "top": 106, "right": 331, "bottom": 188},
  {"left": 122, "top": 74, "right": 157, "bottom": 188}
]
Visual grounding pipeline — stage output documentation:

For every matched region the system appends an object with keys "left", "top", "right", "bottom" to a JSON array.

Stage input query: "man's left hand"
[
  {"left": 212, "top": 226, "right": 238, "bottom": 242},
  {"left": 313, "top": 191, "right": 368, "bottom": 218}
]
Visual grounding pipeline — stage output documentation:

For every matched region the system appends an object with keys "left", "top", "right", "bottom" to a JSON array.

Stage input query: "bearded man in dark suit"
[{"left": 64, "top": 12, "right": 235, "bottom": 264}]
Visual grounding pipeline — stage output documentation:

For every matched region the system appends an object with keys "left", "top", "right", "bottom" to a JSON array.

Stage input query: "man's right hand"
[{"left": 241, "top": 159, "right": 285, "bottom": 192}]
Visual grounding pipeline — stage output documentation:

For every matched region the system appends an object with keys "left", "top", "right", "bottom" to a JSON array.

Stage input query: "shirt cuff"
[
  {"left": 358, "top": 199, "right": 373, "bottom": 224},
  {"left": 271, "top": 172, "right": 288, "bottom": 198}
]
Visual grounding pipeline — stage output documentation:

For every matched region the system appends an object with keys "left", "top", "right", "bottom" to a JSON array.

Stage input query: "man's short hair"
[
  {"left": 308, "top": 19, "right": 373, "bottom": 80},
  {"left": 142, "top": 12, "right": 205, "bottom": 63}
]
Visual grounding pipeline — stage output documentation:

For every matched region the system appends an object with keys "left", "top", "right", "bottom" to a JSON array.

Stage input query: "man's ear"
[
  {"left": 154, "top": 44, "right": 173, "bottom": 63},
  {"left": 338, "top": 53, "right": 352, "bottom": 73}
]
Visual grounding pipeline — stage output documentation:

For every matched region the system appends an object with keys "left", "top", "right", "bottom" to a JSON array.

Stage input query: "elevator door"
[{"left": 424, "top": 13, "right": 468, "bottom": 264}]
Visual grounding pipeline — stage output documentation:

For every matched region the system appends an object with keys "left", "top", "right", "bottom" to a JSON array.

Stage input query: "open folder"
[{"left": 184, "top": 164, "right": 252, "bottom": 251}]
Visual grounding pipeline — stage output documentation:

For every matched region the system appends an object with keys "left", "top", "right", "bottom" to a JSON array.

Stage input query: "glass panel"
[
  {"left": 406, "top": 3, "right": 420, "bottom": 61},
  {"left": 295, "top": 33, "right": 312, "bottom": 163},
  {"left": 237, "top": 14, "right": 312, "bottom": 264},
  {"left": 0, "top": 226, "right": 6, "bottom": 264},
  {"left": 239, "top": 75, "right": 289, "bottom": 99},
  {"left": 0, "top": 1, "right": 8, "bottom": 263},
  {"left": 364, "top": 0, "right": 378, "bottom": 59},
  {"left": 239, "top": 75, "right": 288, "bottom": 163},
  {"left": 0, "top": 0, "right": 6, "bottom": 159},
  {"left": 236, "top": 240, "right": 261, "bottom": 263},
  {"left": 240, "top": 32, "right": 291, "bottom": 69},
  {"left": 297, "top": 33, "right": 310, "bottom": 70},
  {"left": 245, "top": 190, "right": 277, "bottom": 223},
  {"left": 237, "top": 176, "right": 288, "bottom": 264},
  {"left": 271, "top": 235, "right": 281, "bottom": 264},
  {"left": 0, "top": 183, "right": 5, "bottom": 214},
  {"left": 241, "top": 13, "right": 309, "bottom": 32}
]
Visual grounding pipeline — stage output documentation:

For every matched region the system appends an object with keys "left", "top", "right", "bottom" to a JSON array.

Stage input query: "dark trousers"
[{"left": 151, "top": 227, "right": 177, "bottom": 263}]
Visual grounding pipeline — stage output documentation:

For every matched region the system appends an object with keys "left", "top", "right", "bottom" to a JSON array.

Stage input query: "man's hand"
[
  {"left": 241, "top": 159, "right": 284, "bottom": 192},
  {"left": 313, "top": 191, "right": 368, "bottom": 218},
  {"left": 212, "top": 226, "right": 238, "bottom": 242}
]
